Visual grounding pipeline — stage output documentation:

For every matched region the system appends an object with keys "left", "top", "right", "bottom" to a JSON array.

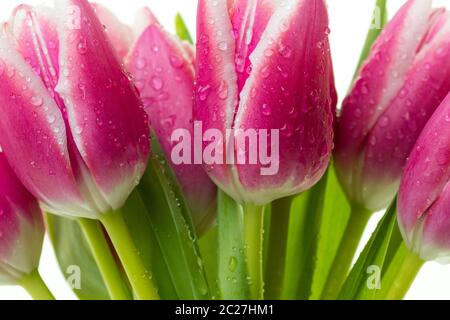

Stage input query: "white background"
[{"left": 0, "top": 0, "right": 449, "bottom": 300}]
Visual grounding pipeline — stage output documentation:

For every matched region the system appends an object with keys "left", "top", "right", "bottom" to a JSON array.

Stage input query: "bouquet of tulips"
[{"left": 1, "top": 0, "right": 450, "bottom": 301}]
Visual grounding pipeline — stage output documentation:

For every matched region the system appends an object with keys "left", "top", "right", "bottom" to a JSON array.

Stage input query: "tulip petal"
[
  {"left": 0, "top": 32, "right": 86, "bottom": 215},
  {"left": 0, "top": 154, "right": 44, "bottom": 281},
  {"left": 196, "top": 0, "right": 240, "bottom": 194},
  {"left": 91, "top": 3, "right": 133, "bottom": 61},
  {"left": 54, "top": 0, "right": 150, "bottom": 211},
  {"left": 231, "top": 0, "right": 334, "bottom": 204},
  {"left": 335, "top": 0, "right": 432, "bottom": 201},
  {"left": 7, "top": 5, "right": 60, "bottom": 90},
  {"left": 127, "top": 25, "right": 216, "bottom": 230},
  {"left": 133, "top": 7, "right": 160, "bottom": 39},
  {"left": 398, "top": 94, "right": 450, "bottom": 247},
  {"left": 230, "top": 0, "right": 275, "bottom": 91}
]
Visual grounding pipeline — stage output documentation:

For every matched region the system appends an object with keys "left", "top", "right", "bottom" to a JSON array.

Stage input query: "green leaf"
[
  {"left": 281, "top": 169, "right": 329, "bottom": 299},
  {"left": 46, "top": 214, "right": 110, "bottom": 300},
  {"left": 198, "top": 226, "right": 219, "bottom": 299},
  {"left": 310, "top": 163, "right": 351, "bottom": 299},
  {"left": 175, "top": 13, "right": 193, "bottom": 44},
  {"left": 217, "top": 190, "right": 251, "bottom": 300},
  {"left": 121, "top": 191, "right": 178, "bottom": 299},
  {"left": 129, "top": 134, "right": 210, "bottom": 299},
  {"left": 353, "top": 0, "right": 388, "bottom": 80},
  {"left": 338, "top": 200, "right": 398, "bottom": 300}
]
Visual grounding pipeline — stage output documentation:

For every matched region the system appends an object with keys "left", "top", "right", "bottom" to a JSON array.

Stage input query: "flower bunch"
[{"left": 1, "top": 0, "right": 450, "bottom": 302}]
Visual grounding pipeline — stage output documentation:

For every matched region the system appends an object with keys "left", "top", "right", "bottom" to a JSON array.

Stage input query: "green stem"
[
  {"left": 100, "top": 210, "right": 160, "bottom": 300},
  {"left": 264, "top": 197, "right": 292, "bottom": 300},
  {"left": 78, "top": 218, "right": 131, "bottom": 300},
  {"left": 378, "top": 243, "right": 424, "bottom": 300},
  {"left": 243, "top": 204, "right": 265, "bottom": 300},
  {"left": 321, "top": 204, "right": 371, "bottom": 299},
  {"left": 19, "top": 269, "right": 55, "bottom": 300}
]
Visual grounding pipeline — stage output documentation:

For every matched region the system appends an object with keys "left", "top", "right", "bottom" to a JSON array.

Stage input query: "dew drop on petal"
[
  {"left": 151, "top": 76, "right": 164, "bottom": 91},
  {"left": 30, "top": 96, "right": 43, "bottom": 107}
]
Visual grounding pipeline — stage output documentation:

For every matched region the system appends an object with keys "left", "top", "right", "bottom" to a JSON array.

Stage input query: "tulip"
[
  {"left": 196, "top": 0, "right": 335, "bottom": 206},
  {"left": 398, "top": 93, "right": 450, "bottom": 262},
  {"left": 323, "top": 0, "right": 450, "bottom": 299},
  {"left": 196, "top": 0, "right": 335, "bottom": 300},
  {"left": 0, "top": 152, "right": 52, "bottom": 299},
  {"left": 0, "top": 1, "right": 150, "bottom": 220},
  {"left": 335, "top": 0, "right": 450, "bottom": 212},
  {"left": 0, "top": 0, "right": 157, "bottom": 300},
  {"left": 125, "top": 10, "right": 217, "bottom": 235}
]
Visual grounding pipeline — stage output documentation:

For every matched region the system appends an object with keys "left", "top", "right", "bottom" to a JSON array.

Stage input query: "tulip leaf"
[
  {"left": 281, "top": 169, "right": 329, "bottom": 300},
  {"left": 199, "top": 226, "right": 219, "bottom": 299},
  {"left": 46, "top": 214, "right": 110, "bottom": 300},
  {"left": 353, "top": 0, "right": 388, "bottom": 80},
  {"left": 310, "top": 164, "right": 351, "bottom": 299},
  {"left": 121, "top": 190, "right": 178, "bottom": 299},
  {"left": 175, "top": 13, "right": 193, "bottom": 44},
  {"left": 338, "top": 200, "right": 399, "bottom": 300},
  {"left": 217, "top": 190, "right": 251, "bottom": 300},
  {"left": 130, "top": 134, "right": 210, "bottom": 299}
]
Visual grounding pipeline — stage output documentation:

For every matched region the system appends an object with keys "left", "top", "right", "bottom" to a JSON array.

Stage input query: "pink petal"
[
  {"left": 127, "top": 25, "right": 216, "bottom": 231},
  {"left": 133, "top": 7, "right": 160, "bottom": 39},
  {"left": 0, "top": 153, "right": 44, "bottom": 278},
  {"left": 230, "top": 0, "right": 275, "bottom": 91},
  {"left": 398, "top": 93, "right": 450, "bottom": 243},
  {"left": 91, "top": 3, "right": 133, "bottom": 61},
  {"left": 232, "top": 0, "right": 335, "bottom": 204},
  {"left": 335, "top": 0, "right": 433, "bottom": 206},
  {"left": 196, "top": 0, "right": 240, "bottom": 195},
  {"left": 54, "top": 0, "right": 150, "bottom": 210},
  {"left": 0, "top": 31, "right": 85, "bottom": 214}
]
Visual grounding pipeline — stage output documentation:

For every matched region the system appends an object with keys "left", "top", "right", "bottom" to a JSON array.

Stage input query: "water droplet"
[
  {"left": 261, "top": 104, "right": 271, "bottom": 116},
  {"left": 261, "top": 66, "right": 270, "bottom": 78},
  {"left": 74, "top": 126, "right": 83, "bottom": 134},
  {"left": 198, "top": 85, "right": 211, "bottom": 101},
  {"left": 169, "top": 55, "right": 184, "bottom": 69},
  {"left": 46, "top": 114, "right": 56, "bottom": 124},
  {"left": 6, "top": 67, "right": 15, "bottom": 78},
  {"left": 135, "top": 58, "right": 146, "bottom": 70},
  {"left": 278, "top": 43, "right": 293, "bottom": 58},
  {"left": 151, "top": 76, "right": 164, "bottom": 91},
  {"left": 264, "top": 48, "right": 274, "bottom": 57},
  {"left": 379, "top": 116, "right": 390, "bottom": 127},
  {"left": 217, "top": 41, "right": 228, "bottom": 51},
  {"left": 30, "top": 96, "right": 43, "bottom": 107},
  {"left": 77, "top": 38, "right": 88, "bottom": 55},
  {"left": 228, "top": 256, "right": 238, "bottom": 273},
  {"left": 217, "top": 81, "right": 228, "bottom": 100}
]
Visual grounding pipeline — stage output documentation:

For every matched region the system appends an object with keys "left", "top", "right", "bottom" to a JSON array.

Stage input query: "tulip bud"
[
  {"left": 195, "top": 0, "right": 336, "bottom": 205},
  {"left": 125, "top": 10, "right": 217, "bottom": 234},
  {"left": 0, "top": 0, "right": 150, "bottom": 219},
  {"left": 0, "top": 153, "right": 44, "bottom": 285},
  {"left": 335, "top": 0, "right": 450, "bottom": 211},
  {"left": 398, "top": 93, "right": 450, "bottom": 262}
]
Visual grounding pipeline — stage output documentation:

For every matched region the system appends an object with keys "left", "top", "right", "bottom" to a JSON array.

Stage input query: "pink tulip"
[
  {"left": 125, "top": 11, "right": 217, "bottom": 234},
  {"left": 335, "top": 0, "right": 450, "bottom": 211},
  {"left": 0, "top": 0, "right": 150, "bottom": 219},
  {"left": 195, "top": 0, "right": 336, "bottom": 205},
  {"left": 398, "top": 93, "right": 450, "bottom": 262},
  {"left": 0, "top": 152, "right": 44, "bottom": 284},
  {"left": 92, "top": 5, "right": 217, "bottom": 233}
]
